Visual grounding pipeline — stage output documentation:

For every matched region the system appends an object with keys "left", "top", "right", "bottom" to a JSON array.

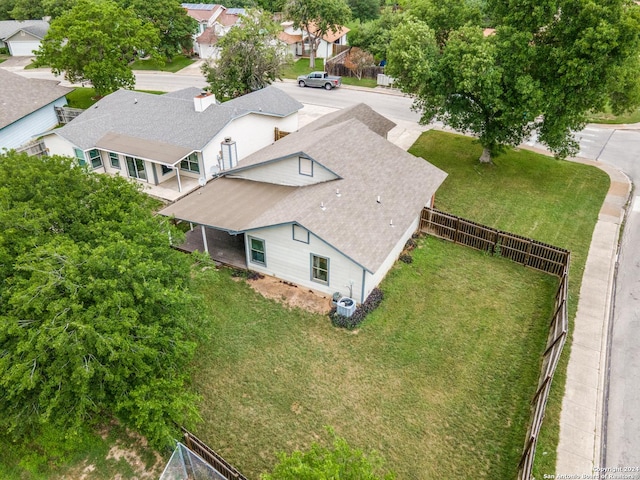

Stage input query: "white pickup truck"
[{"left": 297, "top": 71, "right": 342, "bottom": 90}]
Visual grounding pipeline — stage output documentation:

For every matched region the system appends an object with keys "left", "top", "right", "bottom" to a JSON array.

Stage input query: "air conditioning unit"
[{"left": 336, "top": 297, "right": 356, "bottom": 317}]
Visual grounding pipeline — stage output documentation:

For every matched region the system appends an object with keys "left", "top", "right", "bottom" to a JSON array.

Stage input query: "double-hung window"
[
  {"left": 109, "top": 152, "right": 120, "bottom": 169},
  {"left": 311, "top": 254, "right": 329, "bottom": 284},
  {"left": 73, "top": 148, "right": 86, "bottom": 166},
  {"left": 88, "top": 149, "right": 102, "bottom": 169},
  {"left": 249, "top": 237, "right": 266, "bottom": 266}
]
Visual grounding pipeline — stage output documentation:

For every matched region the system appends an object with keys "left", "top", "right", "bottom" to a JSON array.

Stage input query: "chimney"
[
  {"left": 194, "top": 92, "right": 216, "bottom": 112},
  {"left": 220, "top": 137, "right": 238, "bottom": 169}
]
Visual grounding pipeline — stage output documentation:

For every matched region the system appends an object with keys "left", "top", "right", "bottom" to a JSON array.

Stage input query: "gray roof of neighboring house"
[
  {"left": 52, "top": 86, "right": 303, "bottom": 158},
  {"left": 0, "top": 20, "right": 49, "bottom": 40},
  {"left": 299, "top": 103, "right": 396, "bottom": 138},
  {"left": 160, "top": 117, "right": 447, "bottom": 273},
  {"left": 0, "top": 68, "right": 71, "bottom": 129}
]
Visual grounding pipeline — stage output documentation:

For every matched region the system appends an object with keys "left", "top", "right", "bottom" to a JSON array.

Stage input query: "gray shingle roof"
[
  {"left": 160, "top": 117, "right": 447, "bottom": 272},
  {"left": 0, "top": 20, "right": 49, "bottom": 40},
  {"left": 299, "top": 103, "right": 396, "bottom": 138},
  {"left": 0, "top": 69, "right": 72, "bottom": 129},
  {"left": 53, "top": 86, "right": 302, "bottom": 152}
]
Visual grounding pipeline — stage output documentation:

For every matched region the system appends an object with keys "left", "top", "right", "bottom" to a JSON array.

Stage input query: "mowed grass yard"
[{"left": 188, "top": 131, "right": 610, "bottom": 479}]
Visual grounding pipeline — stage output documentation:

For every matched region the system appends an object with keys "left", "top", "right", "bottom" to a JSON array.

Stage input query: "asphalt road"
[{"left": 15, "top": 65, "right": 640, "bottom": 468}]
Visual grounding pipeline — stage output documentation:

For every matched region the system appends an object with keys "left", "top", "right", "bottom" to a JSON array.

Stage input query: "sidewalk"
[{"left": 545, "top": 155, "right": 630, "bottom": 477}]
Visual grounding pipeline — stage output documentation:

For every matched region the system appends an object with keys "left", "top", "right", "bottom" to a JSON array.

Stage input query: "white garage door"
[{"left": 8, "top": 40, "right": 40, "bottom": 56}]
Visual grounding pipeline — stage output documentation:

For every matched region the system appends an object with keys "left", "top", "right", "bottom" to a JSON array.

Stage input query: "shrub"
[
  {"left": 399, "top": 253, "right": 413, "bottom": 264},
  {"left": 404, "top": 238, "right": 417, "bottom": 251}
]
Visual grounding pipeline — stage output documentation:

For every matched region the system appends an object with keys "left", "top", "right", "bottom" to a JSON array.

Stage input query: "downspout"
[{"left": 361, "top": 268, "right": 366, "bottom": 304}]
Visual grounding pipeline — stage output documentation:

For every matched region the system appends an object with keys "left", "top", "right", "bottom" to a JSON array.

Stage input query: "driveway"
[{"left": 0, "top": 55, "right": 36, "bottom": 71}]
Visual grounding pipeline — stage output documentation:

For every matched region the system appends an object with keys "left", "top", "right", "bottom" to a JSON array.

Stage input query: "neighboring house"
[
  {"left": 0, "top": 68, "right": 71, "bottom": 151},
  {"left": 182, "top": 3, "right": 245, "bottom": 59},
  {"left": 0, "top": 19, "right": 49, "bottom": 56},
  {"left": 159, "top": 104, "right": 447, "bottom": 303},
  {"left": 279, "top": 21, "right": 349, "bottom": 59},
  {"left": 42, "top": 86, "right": 302, "bottom": 201}
]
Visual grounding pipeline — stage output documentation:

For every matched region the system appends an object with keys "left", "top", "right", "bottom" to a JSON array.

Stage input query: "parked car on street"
[{"left": 297, "top": 71, "right": 342, "bottom": 90}]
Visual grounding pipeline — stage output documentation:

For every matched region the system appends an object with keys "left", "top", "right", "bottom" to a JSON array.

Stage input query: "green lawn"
[
  {"left": 283, "top": 58, "right": 378, "bottom": 88},
  {"left": 0, "top": 53, "right": 7, "bottom": 64},
  {"left": 185, "top": 131, "right": 609, "bottom": 479},
  {"left": 129, "top": 54, "right": 195, "bottom": 72},
  {"left": 408, "top": 130, "right": 610, "bottom": 476},
  {"left": 189, "top": 241, "right": 557, "bottom": 479},
  {"left": 587, "top": 105, "right": 640, "bottom": 124},
  {"left": 65, "top": 87, "right": 165, "bottom": 109}
]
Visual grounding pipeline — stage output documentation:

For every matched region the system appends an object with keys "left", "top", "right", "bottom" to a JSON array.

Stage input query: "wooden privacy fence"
[
  {"left": 419, "top": 207, "right": 570, "bottom": 480},
  {"left": 182, "top": 428, "right": 249, "bottom": 480},
  {"left": 420, "top": 207, "right": 569, "bottom": 276},
  {"left": 274, "top": 127, "right": 290, "bottom": 141},
  {"left": 55, "top": 106, "right": 84, "bottom": 124},
  {"left": 16, "top": 139, "right": 47, "bottom": 157}
]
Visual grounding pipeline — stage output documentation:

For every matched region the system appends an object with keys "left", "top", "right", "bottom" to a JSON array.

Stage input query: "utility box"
[{"left": 337, "top": 297, "right": 356, "bottom": 317}]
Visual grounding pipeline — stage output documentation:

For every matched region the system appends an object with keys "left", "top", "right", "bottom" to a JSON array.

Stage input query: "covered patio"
[{"left": 176, "top": 225, "right": 247, "bottom": 269}]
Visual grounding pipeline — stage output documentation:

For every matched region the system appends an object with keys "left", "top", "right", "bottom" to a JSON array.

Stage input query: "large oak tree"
[
  {"left": 387, "top": 0, "right": 640, "bottom": 163},
  {"left": 35, "top": 0, "right": 159, "bottom": 97},
  {"left": 0, "top": 151, "right": 198, "bottom": 448}
]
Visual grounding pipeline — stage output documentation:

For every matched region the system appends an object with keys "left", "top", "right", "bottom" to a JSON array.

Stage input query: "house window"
[
  {"left": 299, "top": 157, "right": 313, "bottom": 176},
  {"left": 161, "top": 165, "right": 172, "bottom": 175},
  {"left": 249, "top": 237, "right": 266, "bottom": 266},
  {"left": 109, "top": 152, "right": 120, "bottom": 169},
  {"left": 180, "top": 153, "right": 200, "bottom": 173},
  {"left": 88, "top": 149, "right": 102, "bottom": 169},
  {"left": 292, "top": 224, "right": 309, "bottom": 243},
  {"left": 73, "top": 148, "right": 86, "bottom": 166},
  {"left": 125, "top": 156, "right": 147, "bottom": 180},
  {"left": 311, "top": 254, "right": 329, "bottom": 285}
]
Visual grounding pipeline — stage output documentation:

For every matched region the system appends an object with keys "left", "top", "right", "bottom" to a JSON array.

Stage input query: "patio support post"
[
  {"left": 175, "top": 168, "right": 183, "bottom": 192},
  {"left": 201, "top": 225, "right": 209, "bottom": 253}
]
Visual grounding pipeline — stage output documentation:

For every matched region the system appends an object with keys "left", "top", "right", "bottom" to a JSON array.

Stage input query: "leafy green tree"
[
  {"left": 405, "top": 0, "right": 483, "bottom": 46},
  {"left": 285, "top": 0, "right": 351, "bottom": 68},
  {"left": 348, "top": 0, "right": 379, "bottom": 22},
  {"left": 0, "top": 151, "right": 199, "bottom": 448},
  {"left": 42, "top": 0, "right": 78, "bottom": 19},
  {"left": 35, "top": 0, "right": 159, "bottom": 97},
  {"left": 8, "top": 0, "right": 44, "bottom": 19},
  {"left": 348, "top": 8, "right": 404, "bottom": 61},
  {"left": 202, "top": 10, "right": 290, "bottom": 99},
  {"left": 0, "top": 0, "right": 18, "bottom": 19},
  {"left": 262, "top": 428, "right": 395, "bottom": 480},
  {"left": 388, "top": 0, "right": 640, "bottom": 162},
  {"left": 125, "top": 0, "right": 198, "bottom": 60}
]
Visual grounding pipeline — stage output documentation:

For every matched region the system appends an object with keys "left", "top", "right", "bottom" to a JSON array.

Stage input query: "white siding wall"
[
  {"left": 363, "top": 215, "right": 420, "bottom": 301},
  {"left": 245, "top": 224, "right": 366, "bottom": 302},
  {"left": 42, "top": 132, "right": 76, "bottom": 157},
  {"left": 0, "top": 98, "right": 67, "bottom": 150},
  {"left": 200, "top": 112, "right": 299, "bottom": 176},
  {"left": 228, "top": 156, "right": 337, "bottom": 186}
]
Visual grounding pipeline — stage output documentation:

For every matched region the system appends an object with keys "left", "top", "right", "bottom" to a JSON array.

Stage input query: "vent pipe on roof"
[{"left": 194, "top": 92, "right": 216, "bottom": 112}]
